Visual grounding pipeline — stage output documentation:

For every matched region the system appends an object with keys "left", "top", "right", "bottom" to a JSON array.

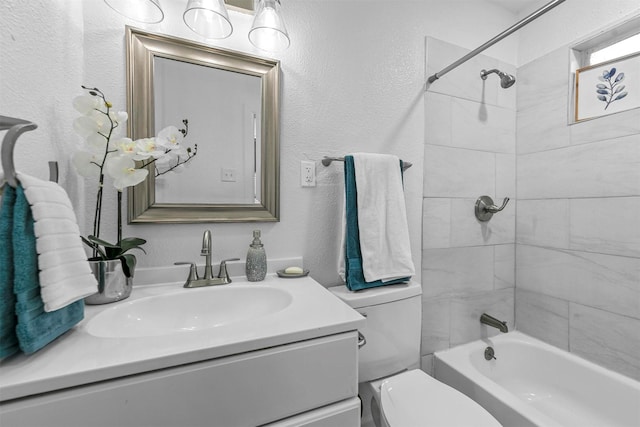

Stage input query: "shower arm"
[
  {"left": 426, "top": 0, "right": 566, "bottom": 86},
  {"left": 480, "top": 69, "right": 501, "bottom": 79}
]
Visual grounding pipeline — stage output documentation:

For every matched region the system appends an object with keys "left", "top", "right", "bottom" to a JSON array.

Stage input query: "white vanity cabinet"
[
  {"left": 0, "top": 332, "right": 360, "bottom": 427},
  {"left": 0, "top": 276, "right": 365, "bottom": 426}
]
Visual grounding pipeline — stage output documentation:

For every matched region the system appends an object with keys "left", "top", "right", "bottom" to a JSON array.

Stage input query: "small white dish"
[{"left": 276, "top": 269, "right": 310, "bottom": 278}]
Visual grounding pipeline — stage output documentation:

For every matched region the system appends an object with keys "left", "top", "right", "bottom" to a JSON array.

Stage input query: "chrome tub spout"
[{"left": 480, "top": 313, "right": 508, "bottom": 333}]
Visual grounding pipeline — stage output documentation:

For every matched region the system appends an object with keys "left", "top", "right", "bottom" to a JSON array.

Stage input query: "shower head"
[{"left": 480, "top": 69, "right": 516, "bottom": 88}]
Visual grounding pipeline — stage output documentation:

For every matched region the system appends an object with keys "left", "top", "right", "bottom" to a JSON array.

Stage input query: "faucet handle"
[
  {"left": 475, "top": 196, "right": 510, "bottom": 222},
  {"left": 218, "top": 258, "right": 240, "bottom": 282},
  {"left": 175, "top": 262, "right": 199, "bottom": 287}
]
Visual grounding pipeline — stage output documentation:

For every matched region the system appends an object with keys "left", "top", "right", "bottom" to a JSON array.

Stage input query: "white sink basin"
[{"left": 87, "top": 285, "right": 293, "bottom": 338}]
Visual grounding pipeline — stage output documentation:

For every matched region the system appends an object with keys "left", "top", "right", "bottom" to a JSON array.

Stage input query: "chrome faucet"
[
  {"left": 201, "top": 229, "right": 213, "bottom": 280},
  {"left": 175, "top": 229, "right": 239, "bottom": 288},
  {"left": 480, "top": 313, "right": 508, "bottom": 333}
]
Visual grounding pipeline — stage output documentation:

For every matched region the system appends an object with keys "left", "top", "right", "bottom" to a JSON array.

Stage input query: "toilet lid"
[{"left": 380, "top": 369, "right": 501, "bottom": 427}]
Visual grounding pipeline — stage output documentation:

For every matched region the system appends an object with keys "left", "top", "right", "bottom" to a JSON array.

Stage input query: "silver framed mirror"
[{"left": 125, "top": 27, "right": 280, "bottom": 223}]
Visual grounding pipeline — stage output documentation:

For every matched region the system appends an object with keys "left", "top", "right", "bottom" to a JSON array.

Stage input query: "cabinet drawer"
[
  {"left": 265, "top": 397, "right": 360, "bottom": 427},
  {"left": 0, "top": 332, "right": 359, "bottom": 427}
]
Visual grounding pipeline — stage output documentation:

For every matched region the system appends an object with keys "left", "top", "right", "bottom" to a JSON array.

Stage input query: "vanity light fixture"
[
  {"left": 249, "top": 0, "right": 290, "bottom": 52},
  {"left": 104, "top": 0, "right": 290, "bottom": 52},
  {"left": 183, "top": 0, "right": 234, "bottom": 39},
  {"left": 103, "top": 0, "right": 164, "bottom": 24}
]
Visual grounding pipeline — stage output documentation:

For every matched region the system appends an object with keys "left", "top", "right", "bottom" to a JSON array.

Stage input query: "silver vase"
[{"left": 85, "top": 259, "right": 133, "bottom": 305}]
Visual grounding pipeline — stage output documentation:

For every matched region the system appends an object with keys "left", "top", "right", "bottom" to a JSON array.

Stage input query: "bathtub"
[{"left": 434, "top": 332, "right": 640, "bottom": 427}]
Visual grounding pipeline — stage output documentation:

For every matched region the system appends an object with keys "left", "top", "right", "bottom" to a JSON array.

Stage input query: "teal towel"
[
  {"left": 12, "top": 185, "right": 84, "bottom": 354},
  {"left": 343, "top": 156, "right": 410, "bottom": 291},
  {"left": 0, "top": 186, "right": 19, "bottom": 358}
]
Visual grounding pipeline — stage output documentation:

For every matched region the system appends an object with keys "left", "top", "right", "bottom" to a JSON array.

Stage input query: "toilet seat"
[{"left": 380, "top": 369, "right": 501, "bottom": 427}]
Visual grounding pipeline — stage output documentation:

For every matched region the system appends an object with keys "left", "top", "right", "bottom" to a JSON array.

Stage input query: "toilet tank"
[{"left": 329, "top": 282, "right": 422, "bottom": 383}]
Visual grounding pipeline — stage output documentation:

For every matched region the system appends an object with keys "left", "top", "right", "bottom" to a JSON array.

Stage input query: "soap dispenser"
[{"left": 246, "top": 230, "right": 267, "bottom": 282}]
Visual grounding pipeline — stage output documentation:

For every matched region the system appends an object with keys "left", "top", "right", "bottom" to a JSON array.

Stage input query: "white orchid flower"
[
  {"left": 135, "top": 137, "right": 165, "bottom": 159},
  {"left": 105, "top": 155, "right": 149, "bottom": 191},
  {"left": 72, "top": 150, "right": 102, "bottom": 178},
  {"left": 89, "top": 110, "right": 112, "bottom": 134},
  {"left": 109, "top": 110, "right": 128, "bottom": 126},
  {"left": 72, "top": 94, "right": 101, "bottom": 115},
  {"left": 73, "top": 115, "right": 100, "bottom": 138},
  {"left": 112, "top": 137, "right": 151, "bottom": 161},
  {"left": 156, "top": 126, "right": 184, "bottom": 150},
  {"left": 86, "top": 132, "right": 109, "bottom": 150},
  {"left": 73, "top": 110, "right": 112, "bottom": 138},
  {"left": 154, "top": 155, "right": 172, "bottom": 169},
  {"left": 166, "top": 145, "right": 188, "bottom": 158}
]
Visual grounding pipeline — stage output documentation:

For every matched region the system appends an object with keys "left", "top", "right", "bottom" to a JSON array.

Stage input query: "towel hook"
[{"left": 475, "top": 195, "right": 509, "bottom": 222}]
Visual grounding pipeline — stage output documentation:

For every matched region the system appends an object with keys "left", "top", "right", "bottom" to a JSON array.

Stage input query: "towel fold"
[
  {"left": 19, "top": 178, "right": 76, "bottom": 209},
  {"left": 11, "top": 184, "right": 84, "bottom": 354},
  {"left": 33, "top": 217, "right": 82, "bottom": 237},
  {"left": 37, "top": 247, "right": 92, "bottom": 270},
  {"left": 17, "top": 173, "right": 97, "bottom": 311},
  {"left": 339, "top": 154, "right": 414, "bottom": 291},
  {"left": 41, "top": 260, "right": 94, "bottom": 285},
  {"left": 36, "top": 234, "right": 87, "bottom": 253},
  {"left": 31, "top": 201, "right": 79, "bottom": 222}
]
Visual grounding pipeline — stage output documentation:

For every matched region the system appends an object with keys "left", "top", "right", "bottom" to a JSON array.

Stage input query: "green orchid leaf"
[
  {"left": 105, "top": 246, "right": 124, "bottom": 259},
  {"left": 117, "top": 237, "right": 148, "bottom": 255},
  {"left": 81, "top": 236, "right": 108, "bottom": 259},
  {"left": 84, "top": 235, "right": 147, "bottom": 259},
  {"left": 87, "top": 235, "right": 120, "bottom": 249},
  {"left": 120, "top": 254, "right": 137, "bottom": 278},
  {"left": 118, "top": 237, "right": 147, "bottom": 247},
  {"left": 81, "top": 235, "right": 97, "bottom": 250}
]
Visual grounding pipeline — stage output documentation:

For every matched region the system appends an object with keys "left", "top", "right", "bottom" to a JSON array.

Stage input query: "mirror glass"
[{"left": 126, "top": 27, "right": 280, "bottom": 223}]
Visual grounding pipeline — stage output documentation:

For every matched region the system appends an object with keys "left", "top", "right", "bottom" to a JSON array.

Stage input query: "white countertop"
[{"left": 0, "top": 274, "right": 364, "bottom": 402}]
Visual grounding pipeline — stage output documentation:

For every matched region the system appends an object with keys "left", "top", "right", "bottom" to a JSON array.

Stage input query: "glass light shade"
[
  {"left": 183, "top": 0, "right": 233, "bottom": 39},
  {"left": 249, "top": 0, "right": 290, "bottom": 52},
  {"left": 103, "top": 0, "right": 164, "bottom": 23}
]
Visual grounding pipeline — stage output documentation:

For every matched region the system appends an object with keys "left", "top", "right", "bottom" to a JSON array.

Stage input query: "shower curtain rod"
[{"left": 426, "top": 0, "right": 566, "bottom": 86}]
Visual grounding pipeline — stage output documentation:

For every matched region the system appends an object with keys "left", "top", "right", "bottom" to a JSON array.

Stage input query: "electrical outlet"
[
  {"left": 222, "top": 168, "right": 236, "bottom": 182},
  {"left": 300, "top": 160, "right": 316, "bottom": 187}
]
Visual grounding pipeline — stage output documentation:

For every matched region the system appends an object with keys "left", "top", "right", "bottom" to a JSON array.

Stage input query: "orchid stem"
[{"left": 117, "top": 191, "right": 122, "bottom": 243}]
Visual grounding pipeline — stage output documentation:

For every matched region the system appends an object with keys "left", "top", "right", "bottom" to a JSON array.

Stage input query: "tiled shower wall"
[
  {"left": 423, "top": 36, "right": 640, "bottom": 381},
  {"left": 516, "top": 47, "right": 640, "bottom": 381},
  {"left": 421, "top": 37, "right": 517, "bottom": 371}
]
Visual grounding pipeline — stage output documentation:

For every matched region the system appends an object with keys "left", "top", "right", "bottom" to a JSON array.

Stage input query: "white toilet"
[{"left": 329, "top": 281, "right": 501, "bottom": 427}]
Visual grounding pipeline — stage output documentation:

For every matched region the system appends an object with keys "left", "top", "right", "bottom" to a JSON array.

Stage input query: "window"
[
  {"left": 569, "top": 14, "right": 640, "bottom": 123},
  {"left": 589, "top": 32, "right": 640, "bottom": 65}
]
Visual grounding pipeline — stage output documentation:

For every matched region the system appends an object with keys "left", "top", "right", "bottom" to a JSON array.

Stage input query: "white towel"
[
  {"left": 33, "top": 218, "right": 81, "bottom": 237},
  {"left": 31, "top": 201, "right": 79, "bottom": 221},
  {"left": 17, "top": 173, "right": 97, "bottom": 311},
  {"left": 38, "top": 247, "right": 91, "bottom": 270},
  {"left": 352, "top": 153, "right": 415, "bottom": 282},
  {"left": 36, "top": 234, "right": 86, "bottom": 253}
]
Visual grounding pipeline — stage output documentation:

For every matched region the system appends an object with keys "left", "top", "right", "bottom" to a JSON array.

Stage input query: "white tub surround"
[
  {"left": 434, "top": 331, "right": 640, "bottom": 427},
  {"left": 0, "top": 274, "right": 365, "bottom": 404}
]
